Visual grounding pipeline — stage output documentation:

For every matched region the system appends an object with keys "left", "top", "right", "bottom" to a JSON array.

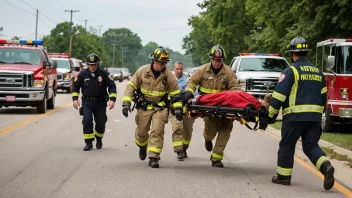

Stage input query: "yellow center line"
[
  {"left": 0, "top": 102, "right": 72, "bottom": 137},
  {"left": 261, "top": 130, "right": 352, "bottom": 197}
]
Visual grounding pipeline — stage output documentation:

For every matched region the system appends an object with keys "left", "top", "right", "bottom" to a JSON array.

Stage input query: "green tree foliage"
[
  {"left": 101, "top": 28, "right": 143, "bottom": 72},
  {"left": 184, "top": 0, "right": 352, "bottom": 65}
]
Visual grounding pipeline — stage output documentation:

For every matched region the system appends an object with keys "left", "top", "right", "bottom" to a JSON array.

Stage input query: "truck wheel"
[
  {"left": 47, "top": 91, "right": 55, "bottom": 109},
  {"left": 37, "top": 94, "right": 47, "bottom": 114},
  {"left": 67, "top": 80, "right": 73, "bottom": 93},
  {"left": 323, "top": 108, "right": 337, "bottom": 132}
]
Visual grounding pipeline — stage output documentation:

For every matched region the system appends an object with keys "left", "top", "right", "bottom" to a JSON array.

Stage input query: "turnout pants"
[
  {"left": 82, "top": 99, "right": 107, "bottom": 143},
  {"left": 277, "top": 121, "right": 329, "bottom": 177},
  {"left": 169, "top": 114, "right": 195, "bottom": 152},
  {"left": 135, "top": 108, "right": 168, "bottom": 159},
  {"left": 203, "top": 117, "right": 234, "bottom": 162}
]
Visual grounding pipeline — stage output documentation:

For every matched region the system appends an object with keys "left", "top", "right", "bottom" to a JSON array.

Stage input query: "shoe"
[
  {"left": 83, "top": 143, "right": 93, "bottom": 151},
  {"left": 148, "top": 158, "right": 159, "bottom": 168},
  {"left": 212, "top": 161, "right": 224, "bottom": 168},
  {"left": 184, "top": 150, "right": 188, "bottom": 158},
  {"left": 272, "top": 175, "right": 291, "bottom": 185},
  {"left": 177, "top": 151, "right": 185, "bottom": 161},
  {"left": 323, "top": 162, "right": 335, "bottom": 190},
  {"left": 205, "top": 140, "right": 213, "bottom": 152},
  {"left": 96, "top": 138, "right": 103, "bottom": 149},
  {"left": 139, "top": 146, "right": 147, "bottom": 161}
]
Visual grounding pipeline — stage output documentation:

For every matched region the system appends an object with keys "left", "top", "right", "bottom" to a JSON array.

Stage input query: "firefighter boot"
[
  {"left": 83, "top": 142, "right": 93, "bottom": 151},
  {"left": 148, "top": 158, "right": 159, "bottom": 168},
  {"left": 177, "top": 151, "right": 185, "bottom": 161},
  {"left": 205, "top": 140, "right": 213, "bottom": 152},
  {"left": 139, "top": 146, "right": 147, "bottom": 161},
  {"left": 184, "top": 150, "right": 188, "bottom": 158},
  {"left": 272, "top": 174, "right": 291, "bottom": 185},
  {"left": 321, "top": 161, "right": 335, "bottom": 190},
  {"left": 96, "top": 138, "right": 103, "bottom": 149},
  {"left": 212, "top": 161, "right": 224, "bottom": 168}
]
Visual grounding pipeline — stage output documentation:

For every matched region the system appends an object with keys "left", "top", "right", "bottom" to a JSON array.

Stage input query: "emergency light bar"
[
  {"left": 329, "top": 38, "right": 352, "bottom": 42},
  {"left": 239, "top": 52, "right": 280, "bottom": 56},
  {"left": 48, "top": 53, "right": 71, "bottom": 58},
  {"left": 0, "top": 39, "right": 43, "bottom": 45}
]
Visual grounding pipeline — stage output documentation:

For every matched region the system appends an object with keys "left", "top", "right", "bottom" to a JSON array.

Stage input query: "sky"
[{"left": 0, "top": 0, "right": 203, "bottom": 54}]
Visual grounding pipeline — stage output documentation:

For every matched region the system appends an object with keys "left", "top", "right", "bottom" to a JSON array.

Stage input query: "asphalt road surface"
[{"left": 0, "top": 81, "right": 350, "bottom": 198}]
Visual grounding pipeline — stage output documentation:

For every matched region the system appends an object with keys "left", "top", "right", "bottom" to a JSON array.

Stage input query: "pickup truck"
[
  {"left": 0, "top": 39, "right": 57, "bottom": 113},
  {"left": 230, "top": 53, "right": 290, "bottom": 99}
]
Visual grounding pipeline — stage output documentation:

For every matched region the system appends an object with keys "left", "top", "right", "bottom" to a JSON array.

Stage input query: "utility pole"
[
  {"left": 109, "top": 33, "right": 122, "bottom": 67},
  {"left": 98, "top": 25, "right": 103, "bottom": 44},
  {"left": 0, "top": 27, "right": 3, "bottom": 37},
  {"left": 79, "top": 19, "right": 92, "bottom": 33},
  {"left": 64, "top": 9, "right": 80, "bottom": 56},
  {"left": 35, "top": 9, "right": 38, "bottom": 40}
]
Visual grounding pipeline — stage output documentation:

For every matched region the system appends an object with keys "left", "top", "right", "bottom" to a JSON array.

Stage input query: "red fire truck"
[{"left": 316, "top": 38, "right": 352, "bottom": 132}]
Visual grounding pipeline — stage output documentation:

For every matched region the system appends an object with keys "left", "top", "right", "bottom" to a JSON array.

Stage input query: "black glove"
[
  {"left": 122, "top": 105, "right": 131, "bottom": 118},
  {"left": 182, "top": 91, "right": 194, "bottom": 105},
  {"left": 268, "top": 117, "right": 276, "bottom": 124},
  {"left": 175, "top": 109, "right": 182, "bottom": 121}
]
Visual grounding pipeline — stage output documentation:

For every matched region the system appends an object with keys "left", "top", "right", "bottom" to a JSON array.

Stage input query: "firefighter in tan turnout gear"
[
  {"left": 183, "top": 45, "right": 242, "bottom": 167},
  {"left": 122, "top": 46, "right": 183, "bottom": 168}
]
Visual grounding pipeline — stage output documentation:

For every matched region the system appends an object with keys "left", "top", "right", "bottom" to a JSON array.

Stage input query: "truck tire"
[
  {"left": 37, "top": 94, "right": 47, "bottom": 114},
  {"left": 323, "top": 108, "right": 337, "bottom": 132},
  {"left": 67, "top": 80, "right": 73, "bottom": 93},
  {"left": 47, "top": 90, "right": 55, "bottom": 109}
]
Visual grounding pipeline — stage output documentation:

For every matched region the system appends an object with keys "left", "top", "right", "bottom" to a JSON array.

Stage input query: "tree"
[{"left": 101, "top": 28, "right": 143, "bottom": 72}]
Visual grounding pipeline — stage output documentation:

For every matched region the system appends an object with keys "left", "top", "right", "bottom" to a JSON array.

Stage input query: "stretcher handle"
[{"left": 187, "top": 105, "right": 258, "bottom": 116}]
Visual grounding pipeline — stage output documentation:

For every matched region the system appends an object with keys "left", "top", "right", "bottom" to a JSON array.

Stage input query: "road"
[{"left": 0, "top": 81, "right": 351, "bottom": 198}]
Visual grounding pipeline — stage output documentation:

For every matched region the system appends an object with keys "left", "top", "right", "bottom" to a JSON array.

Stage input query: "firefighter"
[
  {"left": 268, "top": 36, "right": 335, "bottom": 190},
  {"left": 182, "top": 44, "right": 242, "bottom": 167},
  {"left": 122, "top": 46, "right": 182, "bottom": 168},
  {"left": 72, "top": 53, "right": 117, "bottom": 151},
  {"left": 169, "top": 61, "right": 195, "bottom": 160}
]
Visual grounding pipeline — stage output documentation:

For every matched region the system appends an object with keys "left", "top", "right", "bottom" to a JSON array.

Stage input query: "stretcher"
[{"left": 185, "top": 91, "right": 271, "bottom": 130}]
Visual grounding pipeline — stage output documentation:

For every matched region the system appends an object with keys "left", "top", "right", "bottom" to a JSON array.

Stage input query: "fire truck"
[
  {"left": 316, "top": 38, "right": 352, "bottom": 132},
  {"left": 0, "top": 39, "right": 57, "bottom": 113}
]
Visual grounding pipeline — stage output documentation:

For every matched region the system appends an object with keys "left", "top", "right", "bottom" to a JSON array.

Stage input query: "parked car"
[
  {"left": 120, "top": 67, "right": 131, "bottom": 80},
  {"left": 106, "top": 67, "right": 123, "bottom": 82}
]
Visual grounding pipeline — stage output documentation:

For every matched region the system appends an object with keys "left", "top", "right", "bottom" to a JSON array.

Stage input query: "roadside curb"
[{"left": 261, "top": 126, "right": 352, "bottom": 165}]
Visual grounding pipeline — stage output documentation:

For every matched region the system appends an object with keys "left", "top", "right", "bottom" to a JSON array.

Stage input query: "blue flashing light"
[
  {"left": 20, "top": 40, "right": 27, "bottom": 44},
  {"left": 32, "top": 40, "right": 43, "bottom": 45}
]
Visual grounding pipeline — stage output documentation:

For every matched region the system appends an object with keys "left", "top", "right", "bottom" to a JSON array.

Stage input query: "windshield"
[
  {"left": 0, "top": 48, "right": 41, "bottom": 65},
  {"left": 239, "top": 58, "right": 289, "bottom": 72},
  {"left": 107, "top": 68, "right": 121, "bottom": 74},
  {"left": 336, "top": 46, "right": 352, "bottom": 74},
  {"left": 53, "top": 59, "right": 71, "bottom": 69}
]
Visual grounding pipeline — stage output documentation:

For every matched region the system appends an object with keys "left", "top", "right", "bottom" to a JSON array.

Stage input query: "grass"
[
  {"left": 322, "top": 147, "right": 352, "bottom": 168},
  {"left": 269, "top": 121, "right": 352, "bottom": 152}
]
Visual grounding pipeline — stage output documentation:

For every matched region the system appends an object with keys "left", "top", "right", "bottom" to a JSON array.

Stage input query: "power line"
[
  {"left": 39, "top": 11, "right": 57, "bottom": 25},
  {"left": 20, "top": 0, "right": 36, "bottom": 10},
  {"left": 3, "top": 0, "right": 35, "bottom": 16}
]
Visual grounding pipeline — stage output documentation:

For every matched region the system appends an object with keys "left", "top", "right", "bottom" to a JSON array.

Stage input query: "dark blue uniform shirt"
[
  {"left": 72, "top": 67, "right": 117, "bottom": 102},
  {"left": 269, "top": 57, "right": 327, "bottom": 122}
]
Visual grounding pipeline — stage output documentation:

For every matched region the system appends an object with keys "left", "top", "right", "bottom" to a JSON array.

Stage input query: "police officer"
[
  {"left": 122, "top": 46, "right": 182, "bottom": 168},
  {"left": 183, "top": 45, "right": 242, "bottom": 168},
  {"left": 268, "top": 36, "right": 335, "bottom": 190},
  {"left": 169, "top": 61, "right": 195, "bottom": 160},
  {"left": 72, "top": 53, "right": 117, "bottom": 151}
]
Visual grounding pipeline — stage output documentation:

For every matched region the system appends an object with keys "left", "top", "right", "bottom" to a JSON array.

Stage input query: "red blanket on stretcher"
[{"left": 196, "top": 90, "right": 261, "bottom": 110}]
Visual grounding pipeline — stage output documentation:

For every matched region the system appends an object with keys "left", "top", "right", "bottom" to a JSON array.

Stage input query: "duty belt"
[{"left": 83, "top": 95, "right": 105, "bottom": 101}]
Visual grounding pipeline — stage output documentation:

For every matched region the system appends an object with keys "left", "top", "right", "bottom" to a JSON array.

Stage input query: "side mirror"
[
  {"left": 74, "top": 67, "right": 80, "bottom": 72},
  {"left": 45, "top": 62, "right": 53, "bottom": 69},
  {"left": 326, "top": 55, "right": 335, "bottom": 72},
  {"left": 50, "top": 61, "right": 57, "bottom": 69}
]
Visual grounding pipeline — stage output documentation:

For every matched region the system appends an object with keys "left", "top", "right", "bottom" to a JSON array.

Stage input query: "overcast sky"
[{"left": 0, "top": 0, "right": 203, "bottom": 53}]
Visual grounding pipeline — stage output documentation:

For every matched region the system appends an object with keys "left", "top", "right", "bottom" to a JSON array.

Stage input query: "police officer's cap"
[
  {"left": 86, "top": 53, "right": 100, "bottom": 65},
  {"left": 286, "top": 36, "right": 311, "bottom": 53}
]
